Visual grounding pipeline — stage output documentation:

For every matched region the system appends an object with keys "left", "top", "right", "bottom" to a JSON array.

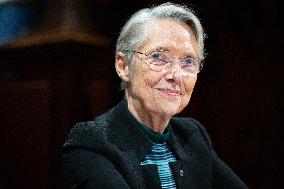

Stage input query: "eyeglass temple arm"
[{"left": 124, "top": 49, "right": 147, "bottom": 56}]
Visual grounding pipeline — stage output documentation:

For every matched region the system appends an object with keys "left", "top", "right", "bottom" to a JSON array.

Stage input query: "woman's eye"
[
  {"left": 184, "top": 58, "right": 195, "bottom": 65},
  {"left": 150, "top": 52, "right": 161, "bottom": 61},
  {"left": 185, "top": 59, "right": 192, "bottom": 65}
]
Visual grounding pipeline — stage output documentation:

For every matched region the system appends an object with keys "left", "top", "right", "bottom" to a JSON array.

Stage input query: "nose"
[{"left": 165, "top": 63, "right": 183, "bottom": 83}]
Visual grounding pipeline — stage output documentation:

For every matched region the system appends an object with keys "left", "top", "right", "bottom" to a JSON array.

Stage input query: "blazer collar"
[
  {"left": 109, "top": 99, "right": 198, "bottom": 163},
  {"left": 109, "top": 99, "right": 153, "bottom": 164}
]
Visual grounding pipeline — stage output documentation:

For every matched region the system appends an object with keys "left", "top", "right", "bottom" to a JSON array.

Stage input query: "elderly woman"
[{"left": 63, "top": 3, "right": 248, "bottom": 189}]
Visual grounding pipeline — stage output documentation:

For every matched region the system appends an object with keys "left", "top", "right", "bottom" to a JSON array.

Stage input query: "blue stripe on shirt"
[{"left": 141, "top": 143, "right": 177, "bottom": 189}]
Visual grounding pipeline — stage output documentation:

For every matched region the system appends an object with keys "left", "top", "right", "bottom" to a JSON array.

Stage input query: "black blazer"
[{"left": 63, "top": 100, "right": 248, "bottom": 189}]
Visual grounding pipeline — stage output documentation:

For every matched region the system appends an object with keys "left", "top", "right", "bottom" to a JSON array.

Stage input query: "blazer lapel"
[{"left": 168, "top": 121, "right": 213, "bottom": 188}]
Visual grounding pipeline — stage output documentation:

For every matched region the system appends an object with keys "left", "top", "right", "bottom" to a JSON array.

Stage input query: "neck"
[{"left": 126, "top": 93, "right": 171, "bottom": 134}]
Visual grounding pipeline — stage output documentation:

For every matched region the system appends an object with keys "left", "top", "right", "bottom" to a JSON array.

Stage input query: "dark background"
[{"left": 0, "top": 0, "right": 283, "bottom": 188}]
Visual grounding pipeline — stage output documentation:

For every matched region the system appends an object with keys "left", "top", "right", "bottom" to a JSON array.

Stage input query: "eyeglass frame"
[{"left": 123, "top": 49, "right": 203, "bottom": 77}]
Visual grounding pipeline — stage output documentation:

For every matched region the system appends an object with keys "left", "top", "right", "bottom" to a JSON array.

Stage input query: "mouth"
[{"left": 157, "top": 88, "right": 181, "bottom": 97}]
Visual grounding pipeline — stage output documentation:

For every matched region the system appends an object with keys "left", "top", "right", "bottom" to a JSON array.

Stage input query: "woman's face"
[{"left": 126, "top": 19, "right": 199, "bottom": 117}]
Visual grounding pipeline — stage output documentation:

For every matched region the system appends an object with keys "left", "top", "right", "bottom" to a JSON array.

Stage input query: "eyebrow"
[
  {"left": 150, "top": 46, "right": 198, "bottom": 60},
  {"left": 150, "top": 46, "right": 170, "bottom": 53}
]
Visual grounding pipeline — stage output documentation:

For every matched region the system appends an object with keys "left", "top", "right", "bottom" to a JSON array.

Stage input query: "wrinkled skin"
[{"left": 115, "top": 19, "right": 199, "bottom": 133}]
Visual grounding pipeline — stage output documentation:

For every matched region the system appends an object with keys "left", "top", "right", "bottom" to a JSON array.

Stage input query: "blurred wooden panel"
[
  {"left": 0, "top": 80, "right": 51, "bottom": 189},
  {"left": 88, "top": 79, "right": 116, "bottom": 118}
]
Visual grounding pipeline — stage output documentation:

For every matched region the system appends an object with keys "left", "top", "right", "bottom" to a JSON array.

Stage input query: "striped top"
[
  {"left": 141, "top": 143, "right": 177, "bottom": 189},
  {"left": 126, "top": 107, "right": 177, "bottom": 188}
]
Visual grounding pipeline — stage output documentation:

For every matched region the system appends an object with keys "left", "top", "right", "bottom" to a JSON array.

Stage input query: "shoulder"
[
  {"left": 170, "top": 117, "right": 213, "bottom": 149},
  {"left": 62, "top": 109, "right": 115, "bottom": 152}
]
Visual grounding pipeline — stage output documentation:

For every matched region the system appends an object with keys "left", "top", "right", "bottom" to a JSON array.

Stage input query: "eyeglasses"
[{"left": 124, "top": 49, "right": 202, "bottom": 77}]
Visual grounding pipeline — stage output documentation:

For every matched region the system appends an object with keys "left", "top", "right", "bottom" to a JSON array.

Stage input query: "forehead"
[{"left": 139, "top": 19, "right": 198, "bottom": 55}]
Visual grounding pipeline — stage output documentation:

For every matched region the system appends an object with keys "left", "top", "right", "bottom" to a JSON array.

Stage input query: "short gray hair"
[{"left": 116, "top": 2, "right": 206, "bottom": 90}]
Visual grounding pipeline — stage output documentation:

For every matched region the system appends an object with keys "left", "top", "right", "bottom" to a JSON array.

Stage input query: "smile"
[{"left": 157, "top": 88, "right": 180, "bottom": 97}]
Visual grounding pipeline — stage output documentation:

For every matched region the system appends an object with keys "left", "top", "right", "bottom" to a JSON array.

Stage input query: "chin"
[{"left": 154, "top": 100, "right": 184, "bottom": 117}]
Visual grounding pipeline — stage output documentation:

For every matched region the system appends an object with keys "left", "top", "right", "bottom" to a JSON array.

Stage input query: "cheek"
[
  {"left": 185, "top": 76, "right": 197, "bottom": 92},
  {"left": 186, "top": 82, "right": 195, "bottom": 96},
  {"left": 130, "top": 70, "right": 160, "bottom": 98},
  {"left": 138, "top": 68, "right": 162, "bottom": 88},
  {"left": 182, "top": 79, "right": 197, "bottom": 103}
]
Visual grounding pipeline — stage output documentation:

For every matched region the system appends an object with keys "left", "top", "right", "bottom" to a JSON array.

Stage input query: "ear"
[{"left": 115, "top": 52, "right": 130, "bottom": 82}]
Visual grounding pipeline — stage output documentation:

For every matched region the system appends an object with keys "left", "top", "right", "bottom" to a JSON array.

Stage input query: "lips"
[{"left": 157, "top": 88, "right": 180, "bottom": 96}]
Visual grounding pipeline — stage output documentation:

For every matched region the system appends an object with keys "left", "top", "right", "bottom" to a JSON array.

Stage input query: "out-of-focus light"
[{"left": 0, "top": 0, "right": 39, "bottom": 45}]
